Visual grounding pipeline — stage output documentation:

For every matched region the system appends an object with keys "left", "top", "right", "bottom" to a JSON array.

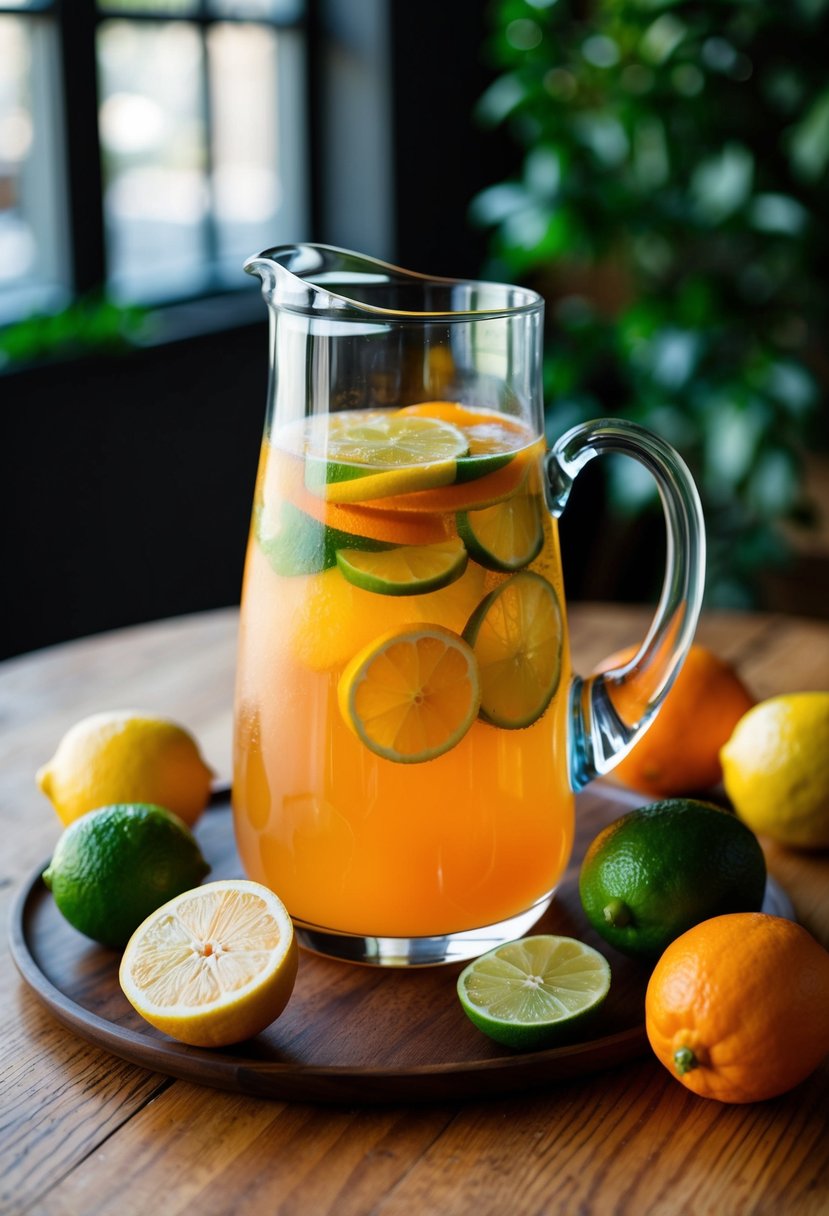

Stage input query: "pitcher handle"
[{"left": 545, "top": 418, "right": 706, "bottom": 790}]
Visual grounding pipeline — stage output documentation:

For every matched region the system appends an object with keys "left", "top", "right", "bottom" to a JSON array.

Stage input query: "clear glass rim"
[{"left": 244, "top": 242, "right": 545, "bottom": 322}]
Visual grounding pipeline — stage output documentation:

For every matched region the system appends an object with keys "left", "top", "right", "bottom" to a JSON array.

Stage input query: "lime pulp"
[{"left": 457, "top": 935, "right": 612, "bottom": 1050}]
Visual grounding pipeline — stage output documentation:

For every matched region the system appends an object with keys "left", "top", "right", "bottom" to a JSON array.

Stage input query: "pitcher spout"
[
  {"left": 244, "top": 243, "right": 544, "bottom": 321},
  {"left": 244, "top": 243, "right": 354, "bottom": 315}
]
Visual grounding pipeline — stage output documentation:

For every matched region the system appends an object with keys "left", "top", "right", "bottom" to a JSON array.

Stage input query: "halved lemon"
[
  {"left": 463, "top": 571, "right": 563, "bottom": 729},
  {"left": 338, "top": 624, "right": 481, "bottom": 763},
  {"left": 119, "top": 879, "right": 298, "bottom": 1048},
  {"left": 457, "top": 487, "right": 545, "bottom": 572},
  {"left": 457, "top": 935, "right": 611, "bottom": 1049},
  {"left": 301, "top": 412, "right": 469, "bottom": 503},
  {"left": 335, "top": 538, "right": 468, "bottom": 596}
]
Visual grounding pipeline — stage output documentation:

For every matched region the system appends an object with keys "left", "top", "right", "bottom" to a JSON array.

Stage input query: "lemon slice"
[
  {"left": 463, "top": 571, "right": 563, "bottom": 729},
  {"left": 457, "top": 488, "right": 545, "bottom": 572},
  {"left": 302, "top": 412, "right": 469, "bottom": 503},
  {"left": 457, "top": 935, "right": 611, "bottom": 1049},
  {"left": 119, "top": 879, "right": 298, "bottom": 1048},
  {"left": 335, "top": 538, "right": 468, "bottom": 596},
  {"left": 338, "top": 624, "right": 481, "bottom": 763}
]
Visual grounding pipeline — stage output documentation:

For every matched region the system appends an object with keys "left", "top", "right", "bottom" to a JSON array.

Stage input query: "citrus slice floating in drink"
[
  {"left": 119, "top": 879, "right": 298, "bottom": 1048},
  {"left": 301, "top": 412, "right": 469, "bottom": 503},
  {"left": 457, "top": 487, "right": 544, "bottom": 572},
  {"left": 457, "top": 935, "right": 612, "bottom": 1049},
  {"left": 338, "top": 624, "right": 481, "bottom": 763},
  {"left": 257, "top": 501, "right": 394, "bottom": 576},
  {"left": 335, "top": 538, "right": 468, "bottom": 596},
  {"left": 464, "top": 571, "right": 563, "bottom": 728},
  {"left": 397, "top": 401, "right": 529, "bottom": 483}
]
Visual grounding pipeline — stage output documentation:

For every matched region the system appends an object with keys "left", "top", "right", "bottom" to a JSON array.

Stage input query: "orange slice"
[
  {"left": 261, "top": 443, "right": 447, "bottom": 547},
  {"left": 338, "top": 625, "right": 481, "bottom": 763},
  {"left": 397, "top": 401, "right": 527, "bottom": 432}
]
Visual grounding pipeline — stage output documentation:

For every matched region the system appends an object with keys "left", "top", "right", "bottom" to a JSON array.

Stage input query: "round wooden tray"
[{"left": 10, "top": 786, "right": 791, "bottom": 1105}]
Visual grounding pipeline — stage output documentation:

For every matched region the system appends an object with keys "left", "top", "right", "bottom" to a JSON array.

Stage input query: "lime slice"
[
  {"left": 457, "top": 488, "right": 544, "bottom": 572},
  {"left": 338, "top": 624, "right": 481, "bottom": 763},
  {"left": 256, "top": 501, "right": 391, "bottom": 576},
  {"left": 302, "top": 412, "right": 469, "bottom": 503},
  {"left": 463, "top": 571, "right": 563, "bottom": 728},
  {"left": 397, "top": 402, "right": 531, "bottom": 485},
  {"left": 457, "top": 935, "right": 611, "bottom": 1049},
  {"left": 336, "top": 538, "right": 468, "bottom": 596}
]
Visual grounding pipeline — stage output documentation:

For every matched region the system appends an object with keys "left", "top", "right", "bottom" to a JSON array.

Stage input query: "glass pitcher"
[{"left": 233, "top": 244, "right": 705, "bottom": 966}]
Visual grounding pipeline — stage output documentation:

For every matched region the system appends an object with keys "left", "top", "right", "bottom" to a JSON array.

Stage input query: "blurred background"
[{"left": 2, "top": 0, "right": 827, "bottom": 661}]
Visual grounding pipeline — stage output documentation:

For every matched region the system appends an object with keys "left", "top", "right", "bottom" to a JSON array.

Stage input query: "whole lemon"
[
  {"left": 37, "top": 711, "right": 214, "bottom": 828},
  {"left": 720, "top": 692, "right": 829, "bottom": 849}
]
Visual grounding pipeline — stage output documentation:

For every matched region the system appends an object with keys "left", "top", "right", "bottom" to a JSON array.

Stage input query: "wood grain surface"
[
  {"left": 2, "top": 603, "right": 828, "bottom": 1215},
  {"left": 10, "top": 786, "right": 654, "bottom": 1104}
]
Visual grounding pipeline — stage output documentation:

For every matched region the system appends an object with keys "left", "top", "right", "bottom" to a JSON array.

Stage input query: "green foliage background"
[{"left": 473, "top": 0, "right": 828, "bottom": 607}]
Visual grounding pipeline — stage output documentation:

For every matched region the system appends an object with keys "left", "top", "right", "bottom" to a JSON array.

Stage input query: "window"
[{"left": 0, "top": 0, "right": 309, "bottom": 323}]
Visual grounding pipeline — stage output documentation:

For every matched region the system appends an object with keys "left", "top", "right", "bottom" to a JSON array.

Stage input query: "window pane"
[
  {"left": 207, "top": 0, "right": 305, "bottom": 22},
  {"left": 208, "top": 22, "right": 307, "bottom": 282},
  {"left": 0, "top": 14, "right": 68, "bottom": 322},
  {"left": 97, "top": 1, "right": 199, "bottom": 15},
  {"left": 97, "top": 19, "right": 210, "bottom": 301}
]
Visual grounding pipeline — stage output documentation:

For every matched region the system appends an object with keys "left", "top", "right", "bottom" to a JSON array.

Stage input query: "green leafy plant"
[
  {"left": 0, "top": 295, "right": 147, "bottom": 371},
  {"left": 473, "top": 0, "right": 827, "bottom": 606}
]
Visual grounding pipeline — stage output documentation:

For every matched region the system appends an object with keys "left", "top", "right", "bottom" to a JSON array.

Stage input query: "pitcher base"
[{"left": 292, "top": 893, "right": 556, "bottom": 967}]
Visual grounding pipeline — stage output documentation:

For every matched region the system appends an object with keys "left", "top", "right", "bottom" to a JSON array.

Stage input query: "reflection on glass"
[
  {"left": 208, "top": 0, "right": 304, "bottom": 21},
  {"left": 0, "top": 13, "right": 67, "bottom": 319},
  {"left": 97, "top": 19, "right": 210, "bottom": 300}
]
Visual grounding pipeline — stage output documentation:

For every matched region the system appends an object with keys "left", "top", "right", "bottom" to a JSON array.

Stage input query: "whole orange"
[
  {"left": 596, "top": 644, "right": 755, "bottom": 796},
  {"left": 645, "top": 912, "right": 829, "bottom": 1103}
]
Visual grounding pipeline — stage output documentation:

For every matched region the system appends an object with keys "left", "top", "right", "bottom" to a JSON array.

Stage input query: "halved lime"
[
  {"left": 338, "top": 624, "right": 481, "bottom": 764},
  {"left": 256, "top": 501, "right": 391, "bottom": 576},
  {"left": 463, "top": 571, "right": 563, "bottom": 728},
  {"left": 302, "top": 412, "right": 469, "bottom": 503},
  {"left": 457, "top": 488, "right": 544, "bottom": 572},
  {"left": 457, "top": 935, "right": 611, "bottom": 1050},
  {"left": 336, "top": 538, "right": 468, "bottom": 596}
]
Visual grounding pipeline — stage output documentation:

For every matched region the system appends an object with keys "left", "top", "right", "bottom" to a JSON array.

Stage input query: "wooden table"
[{"left": 2, "top": 604, "right": 828, "bottom": 1216}]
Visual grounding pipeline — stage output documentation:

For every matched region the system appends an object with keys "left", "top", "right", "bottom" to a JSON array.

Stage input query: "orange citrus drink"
[{"left": 232, "top": 402, "right": 574, "bottom": 940}]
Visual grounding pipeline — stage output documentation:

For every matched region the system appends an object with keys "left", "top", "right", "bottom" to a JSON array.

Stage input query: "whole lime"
[
  {"left": 42, "top": 804, "right": 210, "bottom": 949},
  {"left": 578, "top": 799, "right": 767, "bottom": 959}
]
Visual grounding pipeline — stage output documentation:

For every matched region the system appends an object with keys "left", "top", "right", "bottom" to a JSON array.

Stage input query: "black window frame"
[{"left": 0, "top": 0, "right": 318, "bottom": 311}]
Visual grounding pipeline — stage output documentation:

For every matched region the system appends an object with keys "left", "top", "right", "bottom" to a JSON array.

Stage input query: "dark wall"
[
  {"left": 389, "top": 2, "right": 514, "bottom": 280},
  {"left": 2, "top": 325, "right": 267, "bottom": 659}
]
